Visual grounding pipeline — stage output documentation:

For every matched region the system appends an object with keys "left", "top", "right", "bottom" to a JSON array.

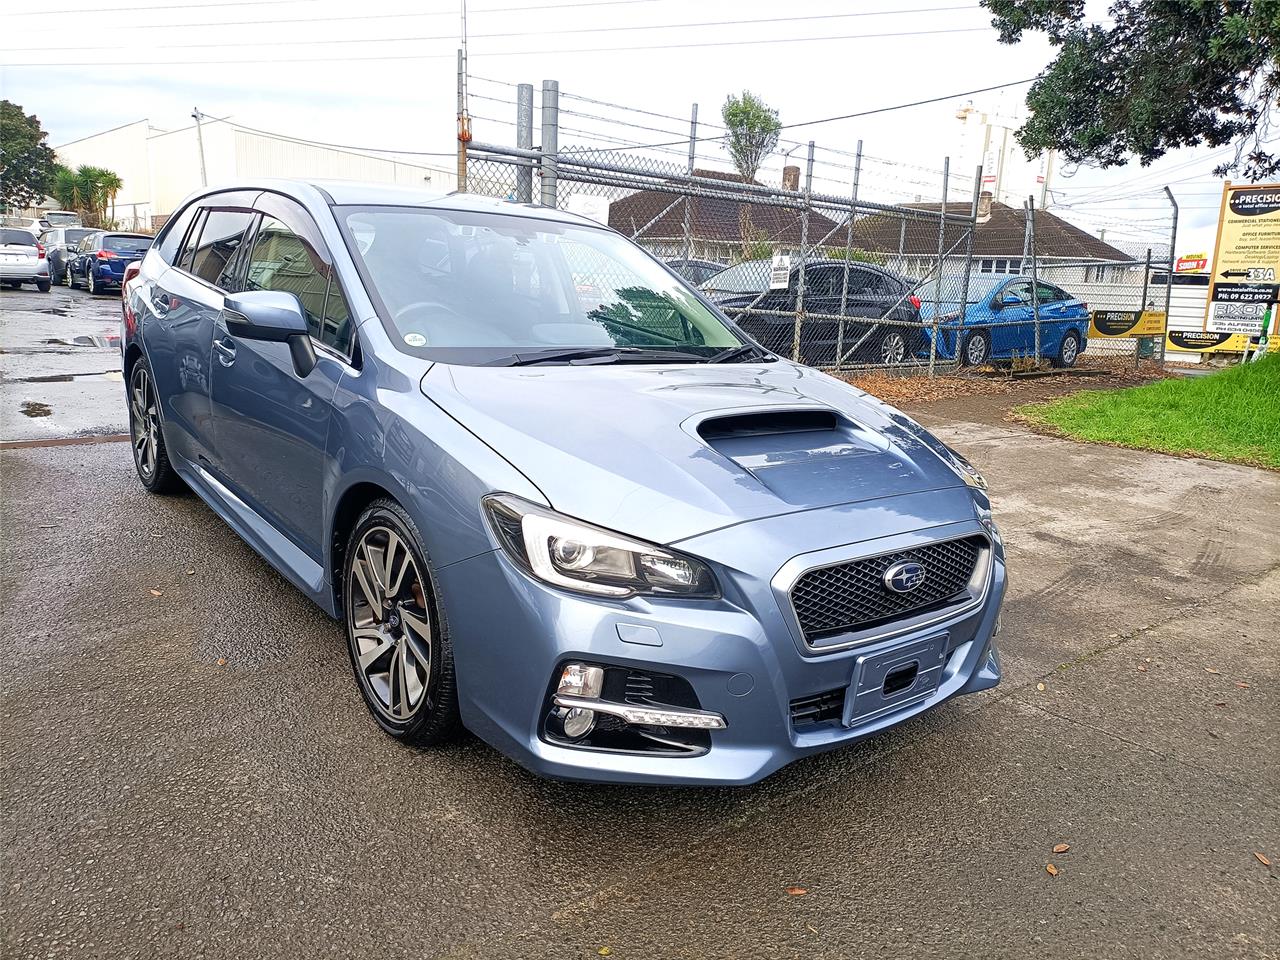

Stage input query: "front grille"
[{"left": 790, "top": 535, "right": 986, "bottom": 642}]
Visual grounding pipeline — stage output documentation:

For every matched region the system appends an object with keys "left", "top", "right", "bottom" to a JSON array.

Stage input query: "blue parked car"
[
  {"left": 122, "top": 181, "right": 1006, "bottom": 785},
  {"left": 916, "top": 273, "right": 1089, "bottom": 367},
  {"left": 67, "top": 230, "right": 154, "bottom": 295}
]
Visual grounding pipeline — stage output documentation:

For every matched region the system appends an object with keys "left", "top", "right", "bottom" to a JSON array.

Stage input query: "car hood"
[{"left": 421, "top": 360, "right": 968, "bottom": 544}]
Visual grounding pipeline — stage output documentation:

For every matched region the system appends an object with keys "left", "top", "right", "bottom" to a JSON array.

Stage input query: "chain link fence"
[{"left": 460, "top": 80, "right": 1177, "bottom": 377}]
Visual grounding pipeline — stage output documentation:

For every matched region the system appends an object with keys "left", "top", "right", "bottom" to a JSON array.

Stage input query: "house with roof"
[
  {"left": 851, "top": 192, "right": 1141, "bottom": 285},
  {"left": 606, "top": 168, "right": 842, "bottom": 262}
]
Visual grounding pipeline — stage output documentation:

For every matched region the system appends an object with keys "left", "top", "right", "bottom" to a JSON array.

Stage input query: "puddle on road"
[
  {"left": 40, "top": 307, "right": 71, "bottom": 317},
  {"left": 15, "top": 370, "right": 123, "bottom": 383},
  {"left": 20, "top": 401, "right": 52, "bottom": 418},
  {"left": 42, "top": 335, "right": 120, "bottom": 349}
]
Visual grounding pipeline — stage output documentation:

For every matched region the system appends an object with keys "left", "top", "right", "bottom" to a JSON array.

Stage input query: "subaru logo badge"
[{"left": 884, "top": 561, "right": 926, "bottom": 594}]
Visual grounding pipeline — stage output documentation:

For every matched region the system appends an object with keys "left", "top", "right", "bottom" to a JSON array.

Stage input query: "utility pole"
[
  {"left": 1039, "top": 149, "right": 1055, "bottom": 209},
  {"left": 191, "top": 107, "right": 208, "bottom": 187}
]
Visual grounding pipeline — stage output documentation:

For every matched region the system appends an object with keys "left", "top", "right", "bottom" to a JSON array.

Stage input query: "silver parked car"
[{"left": 0, "top": 228, "right": 51, "bottom": 292}]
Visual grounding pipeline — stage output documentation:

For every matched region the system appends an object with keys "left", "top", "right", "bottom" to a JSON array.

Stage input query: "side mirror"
[{"left": 223, "top": 290, "right": 317, "bottom": 378}]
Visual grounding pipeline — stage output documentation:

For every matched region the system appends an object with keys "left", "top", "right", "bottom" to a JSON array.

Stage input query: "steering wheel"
[{"left": 392, "top": 300, "right": 508, "bottom": 346}]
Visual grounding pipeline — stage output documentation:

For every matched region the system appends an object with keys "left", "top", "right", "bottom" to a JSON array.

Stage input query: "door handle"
[{"left": 214, "top": 337, "right": 236, "bottom": 366}]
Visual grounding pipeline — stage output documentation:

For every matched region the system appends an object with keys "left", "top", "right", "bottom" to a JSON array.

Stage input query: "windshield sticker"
[{"left": 403, "top": 333, "right": 427, "bottom": 347}]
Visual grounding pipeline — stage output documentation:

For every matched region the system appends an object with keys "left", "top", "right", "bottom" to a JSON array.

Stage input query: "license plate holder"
[{"left": 843, "top": 632, "right": 949, "bottom": 726}]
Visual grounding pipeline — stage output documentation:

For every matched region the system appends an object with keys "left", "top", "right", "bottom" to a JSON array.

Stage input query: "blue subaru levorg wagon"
[{"left": 121, "top": 181, "right": 1006, "bottom": 785}]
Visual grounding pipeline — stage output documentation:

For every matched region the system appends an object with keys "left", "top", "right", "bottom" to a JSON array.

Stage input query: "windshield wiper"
[
  {"left": 501, "top": 347, "right": 709, "bottom": 367},
  {"left": 707, "top": 343, "right": 773, "bottom": 363}
]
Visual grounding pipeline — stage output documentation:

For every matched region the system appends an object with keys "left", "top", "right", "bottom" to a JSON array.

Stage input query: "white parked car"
[
  {"left": 0, "top": 216, "right": 45, "bottom": 236},
  {"left": 0, "top": 228, "right": 52, "bottom": 292}
]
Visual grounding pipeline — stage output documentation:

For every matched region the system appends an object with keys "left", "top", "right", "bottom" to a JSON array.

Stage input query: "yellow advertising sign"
[
  {"left": 1089, "top": 309, "right": 1166, "bottom": 338},
  {"left": 1166, "top": 330, "right": 1262, "bottom": 353},
  {"left": 1203, "top": 183, "right": 1280, "bottom": 336}
]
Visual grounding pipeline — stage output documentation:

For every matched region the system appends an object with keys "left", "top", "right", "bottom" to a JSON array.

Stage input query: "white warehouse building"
[{"left": 55, "top": 117, "right": 457, "bottom": 231}]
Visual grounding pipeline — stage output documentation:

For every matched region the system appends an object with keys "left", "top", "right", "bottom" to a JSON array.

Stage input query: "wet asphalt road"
[
  {"left": 0, "top": 285, "right": 128, "bottom": 442},
  {"left": 1, "top": 295, "right": 1278, "bottom": 958}
]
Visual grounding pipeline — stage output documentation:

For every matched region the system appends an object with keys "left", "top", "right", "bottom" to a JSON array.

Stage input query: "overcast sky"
[{"left": 1, "top": 0, "right": 1241, "bottom": 257}]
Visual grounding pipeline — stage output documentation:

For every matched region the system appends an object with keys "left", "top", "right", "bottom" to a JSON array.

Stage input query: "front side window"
[
  {"left": 188, "top": 210, "right": 255, "bottom": 290},
  {"left": 340, "top": 206, "right": 742, "bottom": 365},
  {"left": 1002, "top": 280, "right": 1032, "bottom": 304},
  {"left": 244, "top": 215, "right": 352, "bottom": 354}
]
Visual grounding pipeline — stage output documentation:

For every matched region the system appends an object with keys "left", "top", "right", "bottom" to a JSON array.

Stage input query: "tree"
[
  {"left": 983, "top": 1, "right": 1280, "bottom": 180},
  {"left": 0, "top": 101, "right": 57, "bottom": 210},
  {"left": 48, "top": 164, "right": 124, "bottom": 226},
  {"left": 721, "top": 91, "right": 782, "bottom": 254}
]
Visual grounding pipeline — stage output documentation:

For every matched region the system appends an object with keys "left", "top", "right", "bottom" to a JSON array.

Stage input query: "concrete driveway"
[{"left": 1, "top": 298, "right": 1277, "bottom": 958}]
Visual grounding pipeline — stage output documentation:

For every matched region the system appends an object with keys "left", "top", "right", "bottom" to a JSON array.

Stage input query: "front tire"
[
  {"left": 67, "top": 264, "right": 78, "bottom": 289},
  {"left": 343, "top": 499, "right": 460, "bottom": 747},
  {"left": 127, "top": 358, "right": 182, "bottom": 493},
  {"left": 962, "top": 330, "right": 990, "bottom": 366},
  {"left": 1052, "top": 330, "right": 1081, "bottom": 368}
]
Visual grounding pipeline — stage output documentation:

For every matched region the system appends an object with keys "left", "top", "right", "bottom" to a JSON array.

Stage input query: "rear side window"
[
  {"left": 188, "top": 210, "right": 256, "bottom": 290},
  {"left": 155, "top": 204, "right": 199, "bottom": 265},
  {"left": 103, "top": 235, "right": 152, "bottom": 255},
  {"left": 66, "top": 228, "right": 94, "bottom": 246},
  {"left": 0, "top": 229, "right": 36, "bottom": 246}
]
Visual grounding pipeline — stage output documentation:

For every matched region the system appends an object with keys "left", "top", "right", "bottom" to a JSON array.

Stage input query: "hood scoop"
[{"left": 695, "top": 407, "right": 902, "bottom": 506}]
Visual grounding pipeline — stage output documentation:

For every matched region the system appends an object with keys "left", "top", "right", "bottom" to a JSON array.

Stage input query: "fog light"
[
  {"left": 561, "top": 706, "right": 596, "bottom": 739},
  {"left": 557, "top": 662, "right": 604, "bottom": 699}
]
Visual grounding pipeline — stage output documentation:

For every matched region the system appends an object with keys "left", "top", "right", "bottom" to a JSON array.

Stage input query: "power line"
[
  {"left": 0, "top": 5, "right": 984, "bottom": 53},
  {"left": 9, "top": 0, "right": 671, "bottom": 20},
  {"left": 10, "top": 0, "right": 317, "bottom": 15},
  {"left": 5, "top": 25, "right": 993, "bottom": 67},
  {"left": 782, "top": 76, "right": 1039, "bottom": 130}
]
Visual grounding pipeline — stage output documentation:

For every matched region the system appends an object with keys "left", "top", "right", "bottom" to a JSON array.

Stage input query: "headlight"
[
  {"left": 944, "top": 445, "right": 988, "bottom": 490},
  {"left": 482, "top": 494, "right": 719, "bottom": 599}
]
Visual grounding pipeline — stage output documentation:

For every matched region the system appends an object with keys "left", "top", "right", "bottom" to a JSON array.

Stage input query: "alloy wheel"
[
  {"left": 129, "top": 366, "right": 161, "bottom": 480},
  {"left": 880, "top": 332, "right": 907, "bottom": 365},
  {"left": 348, "top": 526, "right": 433, "bottom": 722},
  {"left": 1061, "top": 334, "right": 1078, "bottom": 366},
  {"left": 966, "top": 333, "right": 988, "bottom": 365},
  {"left": 87, "top": 268, "right": 96, "bottom": 295}
]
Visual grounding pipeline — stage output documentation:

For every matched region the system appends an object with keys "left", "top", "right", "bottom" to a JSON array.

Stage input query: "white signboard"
[{"left": 769, "top": 253, "right": 792, "bottom": 290}]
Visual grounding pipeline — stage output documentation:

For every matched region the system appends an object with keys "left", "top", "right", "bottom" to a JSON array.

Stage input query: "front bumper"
[{"left": 439, "top": 489, "right": 1005, "bottom": 786}]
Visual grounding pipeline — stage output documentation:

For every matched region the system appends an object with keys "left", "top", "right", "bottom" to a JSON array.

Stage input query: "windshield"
[
  {"left": 700, "top": 259, "right": 770, "bottom": 293},
  {"left": 916, "top": 275, "right": 1006, "bottom": 304},
  {"left": 0, "top": 229, "right": 36, "bottom": 246},
  {"left": 340, "top": 206, "right": 742, "bottom": 365},
  {"left": 103, "top": 235, "right": 152, "bottom": 254},
  {"left": 64, "top": 228, "right": 94, "bottom": 245}
]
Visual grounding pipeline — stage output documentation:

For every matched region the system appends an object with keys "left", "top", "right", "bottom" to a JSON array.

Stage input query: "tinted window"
[
  {"left": 156, "top": 204, "right": 199, "bottom": 265},
  {"left": 1036, "top": 282, "right": 1066, "bottom": 303},
  {"left": 244, "top": 215, "right": 352, "bottom": 354},
  {"left": 1001, "top": 280, "right": 1032, "bottom": 304},
  {"left": 189, "top": 210, "right": 255, "bottom": 290},
  {"left": 103, "top": 235, "right": 152, "bottom": 255},
  {"left": 0, "top": 229, "right": 36, "bottom": 246}
]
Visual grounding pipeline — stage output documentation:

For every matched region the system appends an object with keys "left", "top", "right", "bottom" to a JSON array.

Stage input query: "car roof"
[{"left": 184, "top": 179, "right": 607, "bottom": 232}]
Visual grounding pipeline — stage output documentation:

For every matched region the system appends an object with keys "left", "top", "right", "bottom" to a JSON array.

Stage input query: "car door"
[
  {"left": 208, "top": 192, "right": 353, "bottom": 561},
  {"left": 1033, "top": 281, "right": 1071, "bottom": 355},
  {"left": 143, "top": 195, "right": 259, "bottom": 468},
  {"left": 990, "top": 278, "right": 1034, "bottom": 357}
]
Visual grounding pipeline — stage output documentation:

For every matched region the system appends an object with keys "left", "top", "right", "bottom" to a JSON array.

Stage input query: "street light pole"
[{"left": 191, "top": 107, "right": 208, "bottom": 187}]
